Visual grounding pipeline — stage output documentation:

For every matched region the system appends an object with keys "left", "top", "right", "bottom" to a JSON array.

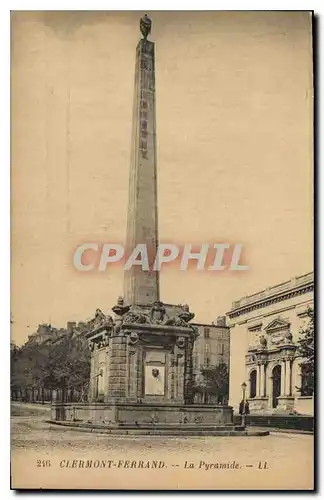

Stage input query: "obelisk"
[{"left": 124, "top": 15, "right": 160, "bottom": 306}]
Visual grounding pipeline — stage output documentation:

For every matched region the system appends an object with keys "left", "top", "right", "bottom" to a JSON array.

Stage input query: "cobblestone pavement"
[{"left": 11, "top": 404, "right": 314, "bottom": 490}]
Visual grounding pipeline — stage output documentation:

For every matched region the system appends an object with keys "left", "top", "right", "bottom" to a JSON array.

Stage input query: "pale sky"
[{"left": 11, "top": 11, "right": 313, "bottom": 344}]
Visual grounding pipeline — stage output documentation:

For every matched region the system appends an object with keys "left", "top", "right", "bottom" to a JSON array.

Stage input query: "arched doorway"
[
  {"left": 249, "top": 370, "right": 257, "bottom": 398},
  {"left": 272, "top": 365, "right": 281, "bottom": 408}
]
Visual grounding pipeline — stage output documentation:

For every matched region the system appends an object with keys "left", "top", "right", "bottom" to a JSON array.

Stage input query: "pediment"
[{"left": 264, "top": 318, "right": 290, "bottom": 332}]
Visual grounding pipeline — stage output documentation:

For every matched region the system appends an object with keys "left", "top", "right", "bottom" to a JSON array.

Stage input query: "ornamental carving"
[
  {"left": 149, "top": 301, "right": 166, "bottom": 323},
  {"left": 112, "top": 297, "right": 130, "bottom": 317},
  {"left": 194, "top": 413, "right": 203, "bottom": 424},
  {"left": 123, "top": 311, "right": 149, "bottom": 325},
  {"left": 128, "top": 331, "right": 139, "bottom": 345},
  {"left": 164, "top": 316, "right": 188, "bottom": 328},
  {"left": 264, "top": 318, "right": 293, "bottom": 346},
  {"left": 258, "top": 335, "right": 267, "bottom": 348},
  {"left": 176, "top": 336, "right": 186, "bottom": 348},
  {"left": 121, "top": 302, "right": 196, "bottom": 330},
  {"left": 178, "top": 304, "right": 195, "bottom": 323},
  {"left": 89, "top": 309, "right": 114, "bottom": 330},
  {"left": 103, "top": 332, "right": 111, "bottom": 347}
]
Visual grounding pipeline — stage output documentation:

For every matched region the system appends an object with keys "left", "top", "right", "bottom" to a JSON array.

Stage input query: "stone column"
[
  {"left": 260, "top": 363, "right": 266, "bottom": 397},
  {"left": 177, "top": 354, "right": 185, "bottom": 403},
  {"left": 280, "top": 360, "right": 286, "bottom": 396},
  {"left": 285, "top": 359, "right": 291, "bottom": 396},
  {"left": 256, "top": 364, "right": 261, "bottom": 397},
  {"left": 89, "top": 344, "right": 96, "bottom": 402},
  {"left": 127, "top": 346, "right": 137, "bottom": 401},
  {"left": 108, "top": 335, "right": 128, "bottom": 402},
  {"left": 170, "top": 348, "right": 176, "bottom": 401},
  {"left": 268, "top": 375, "right": 273, "bottom": 407},
  {"left": 184, "top": 339, "right": 194, "bottom": 404}
]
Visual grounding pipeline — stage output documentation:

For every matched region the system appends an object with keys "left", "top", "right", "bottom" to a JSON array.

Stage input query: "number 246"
[{"left": 36, "top": 460, "right": 51, "bottom": 467}]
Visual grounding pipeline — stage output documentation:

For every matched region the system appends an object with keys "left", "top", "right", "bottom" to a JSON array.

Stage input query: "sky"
[{"left": 11, "top": 11, "right": 313, "bottom": 344}]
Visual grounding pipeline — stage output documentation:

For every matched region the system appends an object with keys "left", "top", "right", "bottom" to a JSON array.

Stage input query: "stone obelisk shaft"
[{"left": 124, "top": 39, "right": 160, "bottom": 305}]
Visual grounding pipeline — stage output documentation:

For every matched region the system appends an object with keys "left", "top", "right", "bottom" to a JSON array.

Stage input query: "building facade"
[
  {"left": 227, "top": 272, "right": 314, "bottom": 415},
  {"left": 192, "top": 317, "right": 230, "bottom": 376},
  {"left": 191, "top": 317, "right": 230, "bottom": 404}
]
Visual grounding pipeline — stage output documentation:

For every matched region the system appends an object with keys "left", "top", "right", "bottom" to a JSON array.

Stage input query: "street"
[{"left": 11, "top": 403, "right": 314, "bottom": 490}]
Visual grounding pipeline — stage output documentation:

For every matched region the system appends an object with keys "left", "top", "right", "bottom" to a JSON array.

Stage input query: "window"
[
  {"left": 250, "top": 370, "right": 257, "bottom": 398},
  {"left": 205, "top": 357, "right": 210, "bottom": 367},
  {"left": 204, "top": 343, "right": 209, "bottom": 353},
  {"left": 204, "top": 328, "right": 210, "bottom": 339}
]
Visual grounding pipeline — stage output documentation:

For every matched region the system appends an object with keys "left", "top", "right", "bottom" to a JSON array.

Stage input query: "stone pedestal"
[
  {"left": 248, "top": 397, "right": 269, "bottom": 413},
  {"left": 275, "top": 396, "right": 295, "bottom": 413},
  {"left": 86, "top": 300, "right": 198, "bottom": 406}
]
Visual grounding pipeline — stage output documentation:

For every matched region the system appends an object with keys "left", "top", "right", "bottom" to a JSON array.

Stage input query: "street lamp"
[{"left": 241, "top": 382, "right": 247, "bottom": 428}]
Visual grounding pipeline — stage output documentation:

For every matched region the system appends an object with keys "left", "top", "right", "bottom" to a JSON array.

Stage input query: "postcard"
[{"left": 11, "top": 10, "right": 314, "bottom": 490}]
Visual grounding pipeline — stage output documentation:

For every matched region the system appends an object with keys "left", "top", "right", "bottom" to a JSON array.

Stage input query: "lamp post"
[{"left": 241, "top": 382, "right": 247, "bottom": 428}]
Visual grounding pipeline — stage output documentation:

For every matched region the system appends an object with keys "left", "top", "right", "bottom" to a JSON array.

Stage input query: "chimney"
[{"left": 216, "top": 316, "right": 226, "bottom": 327}]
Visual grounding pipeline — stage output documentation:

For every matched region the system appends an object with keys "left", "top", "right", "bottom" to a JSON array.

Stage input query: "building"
[
  {"left": 25, "top": 324, "right": 62, "bottom": 345},
  {"left": 25, "top": 321, "right": 89, "bottom": 346},
  {"left": 227, "top": 272, "right": 314, "bottom": 415},
  {"left": 192, "top": 317, "right": 230, "bottom": 376}
]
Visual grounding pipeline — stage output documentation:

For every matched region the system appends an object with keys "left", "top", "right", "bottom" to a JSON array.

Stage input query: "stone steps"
[
  {"left": 47, "top": 420, "right": 269, "bottom": 437},
  {"left": 233, "top": 414, "right": 314, "bottom": 432}
]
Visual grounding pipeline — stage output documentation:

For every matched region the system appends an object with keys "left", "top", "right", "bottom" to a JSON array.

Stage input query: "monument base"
[
  {"left": 50, "top": 402, "right": 269, "bottom": 436},
  {"left": 51, "top": 402, "right": 233, "bottom": 426}
]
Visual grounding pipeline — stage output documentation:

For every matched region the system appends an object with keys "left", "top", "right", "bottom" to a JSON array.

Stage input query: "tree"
[
  {"left": 10, "top": 333, "right": 90, "bottom": 398},
  {"left": 193, "top": 362, "right": 229, "bottom": 404},
  {"left": 44, "top": 335, "right": 90, "bottom": 392},
  {"left": 297, "top": 308, "right": 314, "bottom": 396}
]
